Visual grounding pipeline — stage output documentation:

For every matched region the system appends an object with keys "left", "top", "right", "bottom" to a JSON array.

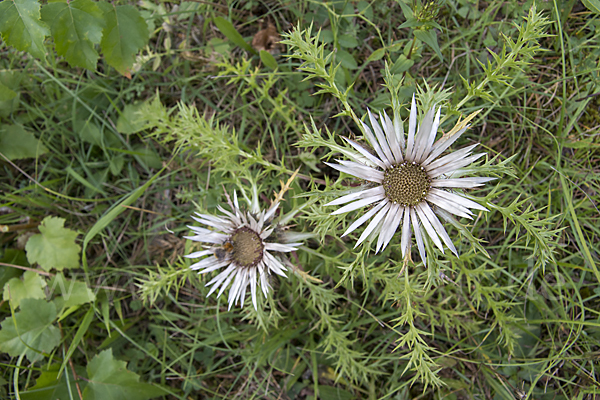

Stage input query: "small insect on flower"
[
  {"left": 325, "top": 95, "right": 495, "bottom": 265},
  {"left": 184, "top": 189, "right": 310, "bottom": 310}
]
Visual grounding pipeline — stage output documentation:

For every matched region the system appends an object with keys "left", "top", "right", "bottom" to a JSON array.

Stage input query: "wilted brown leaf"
[{"left": 252, "top": 22, "right": 280, "bottom": 54}]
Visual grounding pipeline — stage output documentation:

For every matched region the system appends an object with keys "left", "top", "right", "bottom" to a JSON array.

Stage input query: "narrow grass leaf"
[{"left": 81, "top": 167, "right": 164, "bottom": 271}]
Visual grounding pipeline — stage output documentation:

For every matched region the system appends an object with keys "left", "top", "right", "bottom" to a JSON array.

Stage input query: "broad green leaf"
[
  {"left": 83, "top": 348, "right": 168, "bottom": 400},
  {"left": 0, "top": 124, "right": 48, "bottom": 160},
  {"left": 49, "top": 273, "right": 95, "bottom": 308},
  {"left": 366, "top": 48, "right": 385, "bottom": 63},
  {"left": 259, "top": 50, "right": 278, "bottom": 70},
  {"left": 98, "top": 2, "right": 149, "bottom": 76},
  {"left": 0, "top": 0, "right": 49, "bottom": 58},
  {"left": 582, "top": 0, "right": 600, "bottom": 13},
  {"left": 213, "top": 16, "right": 256, "bottom": 54},
  {"left": 0, "top": 298, "right": 60, "bottom": 362},
  {"left": 0, "top": 81, "right": 17, "bottom": 101},
  {"left": 25, "top": 216, "right": 81, "bottom": 271},
  {"left": 20, "top": 364, "right": 86, "bottom": 400},
  {"left": 41, "top": 0, "right": 105, "bottom": 70},
  {"left": 116, "top": 102, "right": 147, "bottom": 134},
  {"left": 3, "top": 270, "right": 46, "bottom": 308},
  {"left": 414, "top": 29, "right": 444, "bottom": 61}
]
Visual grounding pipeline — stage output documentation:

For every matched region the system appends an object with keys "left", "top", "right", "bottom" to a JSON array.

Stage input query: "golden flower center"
[
  {"left": 383, "top": 162, "right": 431, "bottom": 206},
  {"left": 230, "top": 227, "right": 264, "bottom": 268}
]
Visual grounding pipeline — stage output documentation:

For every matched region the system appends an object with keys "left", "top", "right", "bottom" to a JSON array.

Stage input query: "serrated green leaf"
[
  {"left": 3, "top": 270, "right": 46, "bottom": 308},
  {"left": 48, "top": 273, "right": 95, "bottom": 308},
  {"left": 0, "top": 124, "right": 49, "bottom": 160},
  {"left": 41, "top": 0, "right": 104, "bottom": 70},
  {"left": 25, "top": 216, "right": 81, "bottom": 271},
  {"left": 83, "top": 348, "right": 168, "bottom": 400},
  {"left": 0, "top": 81, "right": 17, "bottom": 101},
  {"left": 0, "top": 298, "right": 60, "bottom": 362},
  {"left": 0, "top": 0, "right": 49, "bottom": 58},
  {"left": 20, "top": 364, "right": 86, "bottom": 400},
  {"left": 259, "top": 50, "right": 278, "bottom": 70},
  {"left": 98, "top": 2, "right": 149, "bottom": 76},
  {"left": 213, "top": 16, "right": 256, "bottom": 54},
  {"left": 414, "top": 29, "right": 444, "bottom": 61},
  {"left": 582, "top": 0, "right": 600, "bottom": 13},
  {"left": 116, "top": 102, "right": 147, "bottom": 134}
]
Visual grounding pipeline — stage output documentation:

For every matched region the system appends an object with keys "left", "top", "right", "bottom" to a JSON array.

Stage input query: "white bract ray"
[{"left": 326, "top": 96, "right": 492, "bottom": 265}]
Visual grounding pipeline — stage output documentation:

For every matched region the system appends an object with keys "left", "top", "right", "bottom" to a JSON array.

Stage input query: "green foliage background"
[{"left": 1, "top": 0, "right": 599, "bottom": 399}]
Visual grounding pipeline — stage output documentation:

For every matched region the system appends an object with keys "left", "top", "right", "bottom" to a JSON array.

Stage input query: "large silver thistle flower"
[
  {"left": 325, "top": 96, "right": 494, "bottom": 265},
  {"left": 184, "top": 191, "right": 304, "bottom": 310}
]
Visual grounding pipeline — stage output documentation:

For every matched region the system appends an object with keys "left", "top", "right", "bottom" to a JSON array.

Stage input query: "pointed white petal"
[
  {"left": 185, "top": 249, "right": 214, "bottom": 259},
  {"left": 426, "top": 192, "right": 474, "bottom": 219},
  {"left": 206, "top": 264, "right": 236, "bottom": 297},
  {"left": 425, "top": 144, "right": 478, "bottom": 172},
  {"left": 393, "top": 110, "right": 405, "bottom": 149},
  {"left": 368, "top": 109, "right": 395, "bottom": 165},
  {"left": 356, "top": 202, "right": 392, "bottom": 247},
  {"left": 191, "top": 256, "right": 226, "bottom": 272},
  {"left": 259, "top": 263, "right": 270, "bottom": 297},
  {"left": 325, "top": 161, "right": 384, "bottom": 183},
  {"left": 406, "top": 94, "right": 417, "bottom": 161},
  {"left": 264, "top": 202, "right": 279, "bottom": 221},
  {"left": 410, "top": 207, "right": 427, "bottom": 266},
  {"left": 421, "top": 202, "right": 457, "bottom": 256},
  {"left": 401, "top": 206, "right": 411, "bottom": 257},
  {"left": 342, "top": 137, "right": 386, "bottom": 169},
  {"left": 428, "top": 153, "right": 486, "bottom": 178},
  {"left": 431, "top": 177, "right": 496, "bottom": 189},
  {"left": 325, "top": 186, "right": 384, "bottom": 206},
  {"left": 264, "top": 252, "right": 288, "bottom": 277},
  {"left": 228, "top": 271, "right": 244, "bottom": 310},
  {"left": 265, "top": 242, "right": 298, "bottom": 252},
  {"left": 342, "top": 199, "right": 388, "bottom": 237},
  {"left": 413, "top": 106, "right": 436, "bottom": 162},
  {"left": 382, "top": 111, "right": 403, "bottom": 163},
  {"left": 376, "top": 204, "right": 403, "bottom": 253},
  {"left": 331, "top": 193, "right": 385, "bottom": 215},
  {"left": 415, "top": 203, "right": 444, "bottom": 253},
  {"left": 429, "top": 188, "right": 488, "bottom": 212},
  {"left": 421, "top": 107, "right": 441, "bottom": 163},
  {"left": 260, "top": 226, "right": 274, "bottom": 239},
  {"left": 423, "top": 125, "right": 469, "bottom": 165},
  {"left": 238, "top": 271, "right": 248, "bottom": 308},
  {"left": 360, "top": 119, "right": 390, "bottom": 167},
  {"left": 183, "top": 233, "right": 228, "bottom": 244},
  {"left": 250, "top": 268, "right": 258, "bottom": 310}
]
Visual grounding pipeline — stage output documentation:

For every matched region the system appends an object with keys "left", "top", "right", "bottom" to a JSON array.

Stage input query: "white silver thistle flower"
[
  {"left": 184, "top": 191, "right": 306, "bottom": 310},
  {"left": 325, "top": 96, "right": 494, "bottom": 265}
]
